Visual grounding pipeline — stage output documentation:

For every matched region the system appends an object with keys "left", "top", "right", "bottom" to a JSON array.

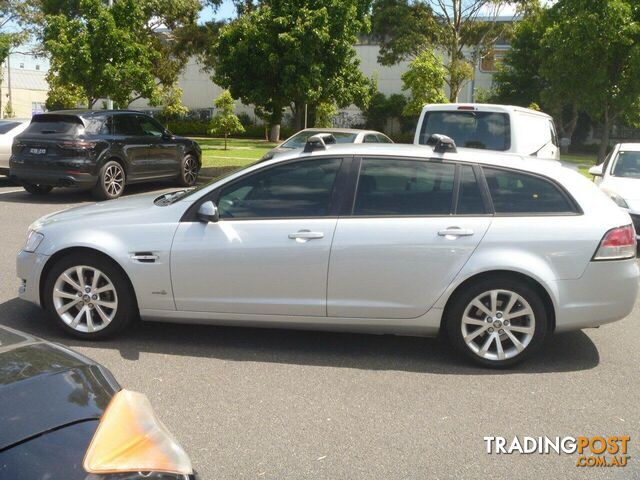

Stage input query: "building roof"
[{"left": 0, "top": 68, "right": 48, "bottom": 91}]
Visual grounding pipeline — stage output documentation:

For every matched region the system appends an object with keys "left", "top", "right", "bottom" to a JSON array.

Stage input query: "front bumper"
[
  {"left": 554, "top": 258, "right": 639, "bottom": 332},
  {"left": 17, "top": 250, "right": 50, "bottom": 307}
]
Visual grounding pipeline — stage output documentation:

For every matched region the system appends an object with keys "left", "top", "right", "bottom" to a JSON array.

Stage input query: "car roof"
[
  {"left": 421, "top": 103, "right": 552, "bottom": 118},
  {"left": 293, "top": 128, "right": 387, "bottom": 136},
  {"left": 39, "top": 109, "right": 144, "bottom": 118},
  {"left": 266, "top": 142, "right": 562, "bottom": 176},
  {"left": 616, "top": 143, "right": 640, "bottom": 151}
]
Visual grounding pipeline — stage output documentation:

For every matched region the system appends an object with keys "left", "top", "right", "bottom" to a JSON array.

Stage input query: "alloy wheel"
[
  {"left": 52, "top": 265, "right": 118, "bottom": 333},
  {"left": 104, "top": 164, "right": 124, "bottom": 197},
  {"left": 460, "top": 289, "right": 536, "bottom": 361},
  {"left": 183, "top": 156, "right": 198, "bottom": 185}
]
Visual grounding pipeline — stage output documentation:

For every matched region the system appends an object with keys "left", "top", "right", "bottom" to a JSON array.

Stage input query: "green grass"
[
  {"left": 193, "top": 137, "right": 278, "bottom": 168},
  {"left": 560, "top": 153, "right": 597, "bottom": 178}
]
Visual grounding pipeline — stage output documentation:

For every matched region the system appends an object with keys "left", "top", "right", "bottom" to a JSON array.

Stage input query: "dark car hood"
[{"left": 0, "top": 326, "right": 119, "bottom": 450}]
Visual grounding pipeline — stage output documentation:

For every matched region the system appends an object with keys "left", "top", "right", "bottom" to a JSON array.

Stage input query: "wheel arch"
[
  {"left": 97, "top": 151, "right": 129, "bottom": 176},
  {"left": 40, "top": 246, "right": 139, "bottom": 313},
  {"left": 441, "top": 270, "right": 556, "bottom": 333}
]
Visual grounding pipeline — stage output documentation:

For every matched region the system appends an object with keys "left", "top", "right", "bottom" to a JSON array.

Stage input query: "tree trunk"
[
  {"left": 224, "top": 132, "right": 227, "bottom": 150},
  {"left": 269, "top": 107, "right": 283, "bottom": 142},
  {"left": 598, "top": 107, "right": 612, "bottom": 161},
  {"left": 269, "top": 124, "right": 281, "bottom": 143}
]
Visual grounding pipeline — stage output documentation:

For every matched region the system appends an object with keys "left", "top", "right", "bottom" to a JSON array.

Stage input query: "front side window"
[
  {"left": 483, "top": 167, "right": 574, "bottom": 214},
  {"left": 138, "top": 116, "right": 164, "bottom": 137},
  {"left": 217, "top": 158, "right": 342, "bottom": 219},
  {"left": 611, "top": 151, "right": 640, "bottom": 178},
  {"left": 113, "top": 115, "right": 143, "bottom": 136},
  {"left": 354, "top": 159, "right": 455, "bottom": 216},
  {"left": 418, "top": 111, "right": 511, "bottom": 151}
]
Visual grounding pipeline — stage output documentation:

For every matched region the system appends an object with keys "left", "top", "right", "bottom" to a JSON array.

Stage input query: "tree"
[
  {"left": 45, "top": 73, "right": 85, "bottom": 110},
  {"left": 210, "top": 0, "right": 372, "bottom": 141},
  {"left": 539, "top": 0, "right": 640, "bottom": 160},
  {"left": 41, "top": 0, "right": 200, "bottom": 108},
  {"left": 401, "top": 50, "right": 448, "bottom": 115},
  {"left": 208, "top": 90, "right": 245, "bottom": 150},
  {"left": 372, "top": 0, "right": 512, "bottom": 102}
]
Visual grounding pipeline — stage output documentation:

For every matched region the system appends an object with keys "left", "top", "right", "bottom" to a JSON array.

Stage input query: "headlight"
[
  {"left": 23, "top": 230, "right": 44, "bottom": 253},
  {"left": 607, "top": 192, "right": 629, "bottom": 209}
]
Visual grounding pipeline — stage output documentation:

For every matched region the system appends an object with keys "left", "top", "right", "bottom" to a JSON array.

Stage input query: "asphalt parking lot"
[{"left": 0, "top": 176, "right": 638, "bottom": 480}]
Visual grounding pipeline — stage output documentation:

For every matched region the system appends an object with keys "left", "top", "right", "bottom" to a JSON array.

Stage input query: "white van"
[{"left": 414, "top": 104, "right": 560, "bottom": 160}]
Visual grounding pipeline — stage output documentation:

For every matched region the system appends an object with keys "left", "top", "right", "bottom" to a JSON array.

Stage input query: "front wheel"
[
  {"left": 445, "top": 277, "right": 548, "bottom": 368},
  {"left": 177, "top": 154, "right": 199, "bottom": 187},
  {"left": 92, "top": 160, "right": 126, "bottom": 200},
  {"left": 23, "top": 183, "right": 53, "bottom": 195},
  {"left": 43, "top": 253, "right": 137, "bottom": 339}
]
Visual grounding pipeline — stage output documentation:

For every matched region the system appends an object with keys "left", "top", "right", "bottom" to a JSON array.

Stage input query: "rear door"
[
  {"left": 327, "top": 159, "right": 491, "bottom": 319},
  {"left": 138, "top": 115, "right": 179, "bottom": 176}
]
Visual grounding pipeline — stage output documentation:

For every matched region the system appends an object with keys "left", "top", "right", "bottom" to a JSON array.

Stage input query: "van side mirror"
[
  {"left": 197, "top": 201, "right": 219, "bottom": 223},
  {"left": 588, "top": 164, "right": 604, "bottom": 177}
]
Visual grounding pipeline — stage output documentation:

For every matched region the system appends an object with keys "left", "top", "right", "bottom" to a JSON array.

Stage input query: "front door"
[
  {"left": 138, "top": 115, "right": 179, "bottom": 177},
  {"left": 327, "top": 159, "right": 491, "bottom": 319},
  {"left": 112, "top": 114, "right": 150, "bottom": 179},
  {"left": 170, "top": 157, "right": 345, "bottom": 316}
]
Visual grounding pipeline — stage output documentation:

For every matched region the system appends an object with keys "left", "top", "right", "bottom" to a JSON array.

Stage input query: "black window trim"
[
  {"left": 180, "top": 156, "right": 352, "bottom": 222},
  {"left": 478, "top": 165, "right": 583, "bottom": 216}
]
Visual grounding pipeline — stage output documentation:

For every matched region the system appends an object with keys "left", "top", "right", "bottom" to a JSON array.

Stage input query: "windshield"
[
  {"left": 612, "top": 151, "right": 640, "bottom": 178},
  {"left": 418, "top": 111, "right": 511, "bottom": 151},
  {"left": 282, "top": 131, "right": 358, "bottom": 149}
]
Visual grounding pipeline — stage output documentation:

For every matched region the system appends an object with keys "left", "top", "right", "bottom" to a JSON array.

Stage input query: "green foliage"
[
  {"left": 401, "top": 51, "right": 448, "bottom": 116},
  {"left": 156, "top": 83, "right": 189, "bottom": 119},
  {"left": 45, "top": 73, "right": 85, "bottom": 110},
  {"left": 211, "top": 0, "right": 371, "bottom": 139},
  {"left": 3, "top": 102, "right": 14, "bottom": 118},
  {"left": 314, "top": 102, "right": 337, "bottom": 128},
  {"left": 372, "top": 0, "right": 512, "bottom": 101},
  {"left": 208, "top": 90, "right": 245, "bottom": 149},
  {"left": 363, "top": 92, "right": 416, "bottom": 134}
]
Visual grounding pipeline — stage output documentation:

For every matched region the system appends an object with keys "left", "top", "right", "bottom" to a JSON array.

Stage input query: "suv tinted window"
[
  {"left": 24, "top": 115, "right": 82, "bottom": 135},
  {"left": 483, "top": 167, "right": 574, "bottom": 213},
  {"left": 138, "top": 116, "right": 164, "bottom": 137},
  {"left": 457, "top": 165, "right": 485, "bottom": 214},
  {"left": 113, "top": 115, "right": 143, "bottom": 136},
  {"left": 218, "top": 158, "right": 342, "bottom": 219},
  {"left": 419, "top": 111, "right": 510, "bottom": 151},
  {"left": 84, "top": 116, "right": 108, "bottom": 135},
  {"left": 354, "top": 159, "right": 455, "bottom": 216}
]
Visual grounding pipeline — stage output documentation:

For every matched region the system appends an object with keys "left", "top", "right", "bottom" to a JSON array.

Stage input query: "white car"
[
  {"left": 16, "top": 135, "right": 638, "bottom": 367},
  {"left": 589, "top": 143, "right": 640, "bottom": 240},
  {"left": 414, "top": 104, "right": 560, "bottom": 160},
  {"left": 0, "top": 118, "right": 29, "bottom": 175},
  {"left": 260, "top": 128, "right": 393, "bottom": 161}
]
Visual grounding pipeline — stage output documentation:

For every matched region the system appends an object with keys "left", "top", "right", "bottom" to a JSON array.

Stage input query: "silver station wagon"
[{"left": 17, "top": 135, "right": 639, "bottom": 367}]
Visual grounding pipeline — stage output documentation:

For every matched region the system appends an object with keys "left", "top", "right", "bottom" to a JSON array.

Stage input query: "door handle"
[
  {"left": 438, "top": 227, "right": 474, "bottom": 237},
  {"left": 288, "top": 230, "right": 324, "bottom": 242}
]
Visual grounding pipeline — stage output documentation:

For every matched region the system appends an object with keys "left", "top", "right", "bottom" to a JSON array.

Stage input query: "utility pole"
[
  {"left": 106, "top": 0, "right": 114, "bottom": 110},
  {"left": 6, "top": 53, "right": 12, "bottom": 118}
]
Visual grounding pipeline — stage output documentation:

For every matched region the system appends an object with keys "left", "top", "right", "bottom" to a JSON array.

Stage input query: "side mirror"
[
  {"left": 162, "top": 130, "right": 173, "bottom": 140},
  {"left": 588, "top": 164, "right": 604, "bottom": 177},
  {"left": 197, "top": 201, "right": 219, "bottom": 223}
]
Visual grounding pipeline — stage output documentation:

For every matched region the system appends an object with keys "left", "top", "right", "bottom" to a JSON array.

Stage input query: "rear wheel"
[
  {"left": 177, "top": 154, "right": 198, "bottom": 187},
  {"left": 92, "top": 160, "right": 125, "bottom": 200},
  {"left": 43, "top": 253, "right": 137, "bottom": 339},
  {"left": 445, "top": 277, "right": 548, "bottom": 368},
  {"left": 23, "top": 183, "right": 53, "bottom": 195}
]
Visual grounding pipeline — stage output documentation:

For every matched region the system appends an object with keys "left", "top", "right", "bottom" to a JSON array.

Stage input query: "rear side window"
[
  {"left": 83, "top": 116, "right": 108, "bottom": 135},
  {"left": 418, "top": 111, "right": 510, "bottom": 151},
  {"left": 354, "top": 159, "right": 455, "bottom": 216},
  {"left": 483, "top": 167, "right": 574, "bottom": 214},
  {"left": 457, "top": 165, "right": 485, "bottom": 214}
]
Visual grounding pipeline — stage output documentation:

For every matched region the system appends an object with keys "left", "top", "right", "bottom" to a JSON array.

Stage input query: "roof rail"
[
  {"left": 426, "top": 134, "right": 457, "bottom": 154},
  {"left": 303, "top": 133, "right": 336, "bottom": 153}
]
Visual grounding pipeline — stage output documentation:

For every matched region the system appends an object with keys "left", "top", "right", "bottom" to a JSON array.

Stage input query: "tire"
[
  {"left": 43, "top": 253, "right": 137, "bottom": 340},
  {"left": 177, "top": 154, "right": 199, "bottom": 187},
  {"left": 445, "top": 276, "right": 548, "bottom": 368},
  {"left": 23, "top": 183, "right": 53, "bottom": 195},
  {"left": 92, "top": 160, "right": 126, "bottom": 200}
]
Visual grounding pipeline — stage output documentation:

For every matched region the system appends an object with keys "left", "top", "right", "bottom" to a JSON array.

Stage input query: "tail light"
[
  {"left": 83, "top": 390, "right": 193, "bottom": 475},
  {"left": 58, "top": 140, "right": 96, "bottom": 150},
  {"left": 593, "top": 225, "right": 637, "bottom": 261},
  {"left": 457, "top": 105, "right": 476, "bottom": 111}
]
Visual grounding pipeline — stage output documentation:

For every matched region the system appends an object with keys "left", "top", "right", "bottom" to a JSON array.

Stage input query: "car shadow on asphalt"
[
  {"left": 0, "top": 177, "right": 179, "bottom": 205},
  {"left": 0, "top": 298, "right": 600, "bottom": 375}
]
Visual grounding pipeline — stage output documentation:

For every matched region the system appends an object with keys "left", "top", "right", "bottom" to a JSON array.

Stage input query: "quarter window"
[
  {"left": 217, "top": 158, "right": 342, "bottom": 219},
  {"left": 483, "top": 167, "right": 574, "bottom": 214},
  {"left": 354, "top": 159, "right": 455, "bottom": 216}
]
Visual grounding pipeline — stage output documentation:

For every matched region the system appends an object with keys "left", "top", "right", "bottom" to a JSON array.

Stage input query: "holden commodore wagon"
[{"left": 16, "top": 135, "right": 639, "bottom": 367}]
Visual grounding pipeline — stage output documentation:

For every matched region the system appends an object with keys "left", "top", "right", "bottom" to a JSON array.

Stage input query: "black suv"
[{"left": 10, "top": 110, "right": 201, "bottom": 200}]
